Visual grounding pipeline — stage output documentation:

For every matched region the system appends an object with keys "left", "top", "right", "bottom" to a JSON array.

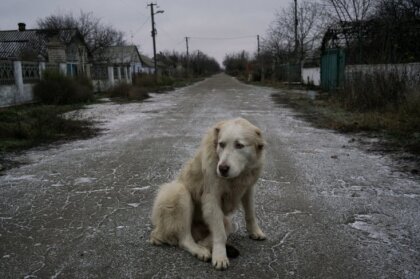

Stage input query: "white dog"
[{"left": 150, "top": 118, "right": 266, "bottom": 270}]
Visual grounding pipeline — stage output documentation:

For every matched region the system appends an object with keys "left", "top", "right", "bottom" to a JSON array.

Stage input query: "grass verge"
[
  {"left": 0, "top": 104, "right": 98, "bottom": 171},
  {"left": 107, "top": 75, "right": 203, "bottom": 101},
  {"left": 245, "top": 78, "right": 420, "bottom": 173}
]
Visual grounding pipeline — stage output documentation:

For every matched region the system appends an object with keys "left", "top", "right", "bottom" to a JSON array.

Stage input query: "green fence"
[
  {"left": 274, "top": 63, "right": 301, "bottom": 83},
  {"left": 321, "top": 48, "right": 345, "bottom": 91}
]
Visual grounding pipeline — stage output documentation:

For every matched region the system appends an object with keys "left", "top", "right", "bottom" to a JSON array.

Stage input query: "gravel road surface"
[{"left": 1, "top": 74, "right": 419, "bottom": 278}]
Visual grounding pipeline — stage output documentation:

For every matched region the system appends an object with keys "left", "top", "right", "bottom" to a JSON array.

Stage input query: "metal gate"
[{"left": 321, "top": 48, "right": 345, "bottom": 91}]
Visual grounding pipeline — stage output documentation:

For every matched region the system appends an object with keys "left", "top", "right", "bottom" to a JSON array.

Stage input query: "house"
[
  {"left": 139, "top": 53, "right": 155, "bottom": 74},
  {"left": 91, "top": 45, "right": 141, "bottom": 91},
  {"left": 94, "top": 45, "right": 144, "bottom": 77},
  {"left": 0, "top": 23, "right": 91, "bottom": 77},
  {"left": 93, "top": 45, "right": 157, "bottom": 77},
  {"left": 0, "top": 23, "right": 91, "bottom": 107}
]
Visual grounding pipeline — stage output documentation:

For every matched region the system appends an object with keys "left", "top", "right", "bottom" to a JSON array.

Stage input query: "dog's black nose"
[{"left": 219, "top": 165, "right": 230, "bottom": 176}]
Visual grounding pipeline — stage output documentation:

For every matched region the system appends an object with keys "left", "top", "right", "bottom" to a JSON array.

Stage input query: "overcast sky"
[{"left": 0, "top": 0, "right": 289, "bottom": 65}]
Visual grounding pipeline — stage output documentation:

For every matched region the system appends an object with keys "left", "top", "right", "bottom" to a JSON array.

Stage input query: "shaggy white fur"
[{"left": 150, "top": 118, "right": 266, "bottom": 270}]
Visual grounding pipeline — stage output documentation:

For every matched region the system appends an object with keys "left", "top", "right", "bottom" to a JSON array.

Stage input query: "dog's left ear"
[
  {"left": 213, "top": 121, "right": 225, "bottom": 148},
  {"left": 255, "top": 129, "right": 265, "bottom": 152},
  {"left": 214, "top": 127, "right": 220, "bottom": 148}
]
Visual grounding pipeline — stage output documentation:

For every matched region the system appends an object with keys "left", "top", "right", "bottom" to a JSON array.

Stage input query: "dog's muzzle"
[{"left": 218, "top": 164, "right": 230, "bottom": 177}]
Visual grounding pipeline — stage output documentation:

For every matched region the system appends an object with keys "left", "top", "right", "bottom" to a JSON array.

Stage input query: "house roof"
[
  {"left": 0, "top": 28, "right": 85, "bottom": 60},
  {"left": 139, "top": 53, "right": 154, "bottom": 68},
  {"left": 94, "top": 45, "right": 142, "bottom": 64},
  {"left": 92, "top": 45, "right": 158, "bottom": 70}
]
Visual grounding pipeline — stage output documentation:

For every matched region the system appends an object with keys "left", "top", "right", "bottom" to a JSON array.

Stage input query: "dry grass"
[
  {"left": 108, "top": 75, "right": 202, "bottom": 101},
  {"left": 107, "top": 83, "right": 150, "bottom": 101},
  {"left": 33, "top": 70, "right": 94, "bottom": 105},
  {"left": 271, "top": 88, "right": 420, "bottom": 155},
  {"left": 0, "top": 104, "right": 97, "bottom": 153}
]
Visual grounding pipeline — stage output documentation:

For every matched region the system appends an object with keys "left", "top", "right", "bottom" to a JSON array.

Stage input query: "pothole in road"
[{"left": 347, "top": 214, "right": 391, "bottom": 244}]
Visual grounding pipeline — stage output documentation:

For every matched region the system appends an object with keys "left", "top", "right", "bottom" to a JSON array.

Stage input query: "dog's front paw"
[
  {"left": 194, "top": 246, "right": 211, "bottom": 262},
  {"left": 212, "top": 255, "right": 229, "bottom": 270},
  {"left": 249, "top": 228, "right": 266, "bottom": 240}
]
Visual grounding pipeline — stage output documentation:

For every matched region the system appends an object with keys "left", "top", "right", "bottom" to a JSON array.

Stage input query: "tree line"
[
  {"left": 223, "top": 0, "right": 420, "bottom": 79},
  {"left": 157, "top": 50, "right": 220, "bottom": 77}
]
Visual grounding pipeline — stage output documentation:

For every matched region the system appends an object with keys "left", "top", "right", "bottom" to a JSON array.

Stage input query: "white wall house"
[
  {"left": 0, "top": 23, "right": 91, "bottom": 107},
  {"left": 91, "top": 45, "right": 156, "bottom": 91},
  {"left": 302, "top": 67, "right": 321, "bottom": 86}
]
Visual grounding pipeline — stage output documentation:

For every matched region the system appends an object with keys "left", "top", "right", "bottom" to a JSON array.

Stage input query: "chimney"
[{"left": 18, "top": 22, "right": 26, "bottom": 32}]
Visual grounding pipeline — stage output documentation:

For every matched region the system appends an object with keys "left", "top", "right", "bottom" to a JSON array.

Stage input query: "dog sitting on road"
[{"left": 150, "top": 118, "right": 266, "bottom": 270}]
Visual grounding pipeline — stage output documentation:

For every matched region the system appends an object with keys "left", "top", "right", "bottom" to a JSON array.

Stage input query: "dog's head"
[{"left": 213, "top": 118, "right": 265, "bottom": 179}]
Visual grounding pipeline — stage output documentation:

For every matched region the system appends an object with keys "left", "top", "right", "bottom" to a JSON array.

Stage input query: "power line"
[
  {"left": 167, "top": 38, "right": 186, "bottom": 48},
  {"left": 135, "top": 16, "right": 150, "bottom": 33},
  {"left": 158, "top": 26, "right": 179, "bottom": 43},
  {"left": 188, "top": 35, "right": 257, "bottom": 41}
]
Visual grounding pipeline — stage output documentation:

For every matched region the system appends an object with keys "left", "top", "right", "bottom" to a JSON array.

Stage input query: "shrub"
[
  {"left": 159, "top": 75, "right": 175, "bottom": 87},
  {"left": 133, "top": 74, "right": 156, "bottom": 87},
  {"left": 337, "top": 68, "right": 409, "bottom": 111},
  {"left": 107, "top": 83, "right": 150, "bottom": 100},
  {"left": 132, "top": 74, "right": 175, "bottom": 88},
  {"left": 0, "top": 104, "right": 95, "bottom": 152},
  {"left": 108, "top": 83, "right": 131, "bottom": 98},
  {"left": 34, "top": 70, "right": 93, "bottom": 105}
]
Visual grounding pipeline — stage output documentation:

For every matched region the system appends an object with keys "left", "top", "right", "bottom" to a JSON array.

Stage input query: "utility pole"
[
  {"left": 294, "top": 0, "right": 299, "bottom": 63},
  {"left": 147, "top": 2, "right": 164, "bottom": 80},
  {"left": 185, "top": 36, "right": 189, "bottom": 78},
  {"left": 257, "top": 35, "right": 260, "bottom": 57}
]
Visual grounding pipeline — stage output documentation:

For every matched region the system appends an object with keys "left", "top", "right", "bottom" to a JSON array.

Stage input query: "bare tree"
[
  {"left": 157, "top": 50, "right": 220, "bottom": 77},
  {"left": 264, "top": 0, "right": 328, "bottom": 62},
  {"left": 323, "top": 0, "right": 374, "bottom": 22},
  {"left": 375, "top": 0, "right": 420, "bottom": 19},
  {"left": 37, "top": 11, "right": 125, "bottom": 53},
  {"left": 223, "top": 51, "right": 251, "bottom": 77}
]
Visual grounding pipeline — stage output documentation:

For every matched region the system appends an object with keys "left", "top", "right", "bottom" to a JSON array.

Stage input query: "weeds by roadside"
[
  {"left": 34, "top": 70, "right": 94, "bottom": 104},
  {"left": 107, "top": 83, "right": 150, "bottom": 101},
  {"left": 0, "top": 73, "right": 203, "bottom": 172},
  {"left": 107, "top": 74, "right": 202, "bottom": 101},
  {"left": 244, "top": 65, "right": 420, "bottom": 157},
  {"left": 0, "top": 104, "right": 97, "bottom": 154},
  {"left": 1, "top": 70, "right": 98, "bottom": 158}
]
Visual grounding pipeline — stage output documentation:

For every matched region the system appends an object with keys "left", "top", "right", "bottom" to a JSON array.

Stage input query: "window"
[{"left": 67, "top": 64, "right": 78, "bottom": 77}]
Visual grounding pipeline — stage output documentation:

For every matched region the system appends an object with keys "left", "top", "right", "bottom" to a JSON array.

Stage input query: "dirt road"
[{"left": 1, "top": 74, "right": 419, "bottom": 278}]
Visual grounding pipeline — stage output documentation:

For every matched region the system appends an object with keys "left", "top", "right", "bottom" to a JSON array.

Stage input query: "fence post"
[
  {"left": 39, "top": 62, "right": 46, "bottom": 79},
  {"left": 128, "top": 66, "right": 133, "bottom": 84},
  {"left": 124, "top": 67, "right": 130, "bottom": 83},
  {"left": 59, "top": 63, "right": 67, "bottom": 76},
  {"left": 13, "top": 61, "right": 23, "bottom": 103},
  {"left": 85, "top": 64, "right": 91, "bottom": 79},
  {"left": 108, "top": 66, "right": 115, "bottom": 87},
  {"left": 117, "top": 66, "right": 122, "bottom": 81}
]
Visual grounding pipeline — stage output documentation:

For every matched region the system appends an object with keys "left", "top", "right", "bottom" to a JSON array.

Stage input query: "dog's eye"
[
  {"left": 219, "top": 142, "right": 226, "bottom": 148},
  {"left": 235, "top": 142, "right": 244, "bottom": 149}
]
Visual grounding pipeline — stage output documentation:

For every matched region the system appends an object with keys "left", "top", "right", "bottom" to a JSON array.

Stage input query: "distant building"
[
  {"left": 0, "top": 23, "right": 91, "bottom": 77},
  {"left": 139, "top": 53, "right": 155, "bottom": 74},
  {"left": 94, "top": 45, "right": 143, "bottom": 76},
  {"left": 93, "top": 45, "right": 156, "bottom": 75}
]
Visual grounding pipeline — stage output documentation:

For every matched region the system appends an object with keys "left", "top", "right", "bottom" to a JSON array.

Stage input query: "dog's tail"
[{"left": 226, "top": 244, "right": 240, "bottom": 258}]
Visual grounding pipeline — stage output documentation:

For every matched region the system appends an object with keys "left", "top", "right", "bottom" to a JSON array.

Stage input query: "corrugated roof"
[
  {"left": 0, "top": 28, "right": 80, "bottom": 60},
  {"left": 94, "top": 45, "right": 141, "bottom": 64},
  {"left": 139, "top": 54, "right": 154, "bottom": 67}
]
